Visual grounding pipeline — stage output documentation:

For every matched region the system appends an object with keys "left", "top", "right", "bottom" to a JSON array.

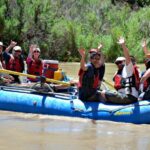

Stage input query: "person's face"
[
  {"left": 14, "top": 50, "right": 22, "bottom": 57},
  {"left": 33, "top": 50, "right": 40, "bottom": 59},
  {"left": 91, "top": 55, "right": 101, "bottom": 68},
  {"left": 115, "top": 61, "right": 125, "bottom": 69}
]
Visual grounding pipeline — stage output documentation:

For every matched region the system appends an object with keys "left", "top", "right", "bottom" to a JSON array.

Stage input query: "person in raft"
[
  {"left": 78, "top": 43, "right": 105, "bottom": 102},
  {"left": 101, "top": 37, "right": 140, "bottom": 104},
  {"left": 26, "top": 45, "right": 43, "bottom": 82},
  {"left": 0, "top": 61, "right": 14, "bottom": 84},
  {"left": 3, "top": 41, "right": 24, "bottom": 83},
  {"left": 138, "top": 39, "right": 150, "bottom": 100},
  {"left": 0, "top": 41, "right": 6, "bottom": 68},
  {"left": 0, "top": 41, "right": 14, "bottom": 84}
]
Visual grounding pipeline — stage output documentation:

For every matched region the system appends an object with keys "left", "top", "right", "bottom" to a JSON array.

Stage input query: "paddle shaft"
[
  {"left": 0, "top": 69, "right": 70, "bottom": 86},
  {"left": 103, "top": 78, "right": 114, "bottom": 88}
]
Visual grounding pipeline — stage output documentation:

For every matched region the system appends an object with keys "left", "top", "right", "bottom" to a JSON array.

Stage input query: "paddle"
[
  {"left": 0, "top": 69, "right": 70, "bottom": 86},
  {"left": 103, "top": 78, "right": 114, "bottom": 89}
]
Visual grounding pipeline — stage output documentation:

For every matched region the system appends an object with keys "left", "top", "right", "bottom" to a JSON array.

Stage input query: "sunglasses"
[
  {"left": 33, "top": 51, "right": 40, "bottom": 53},
  {"left": 92, "top": 57, "right": 100, "bottom": 60},
  {"left": 115, "top": 61, "right": 123, "bottom": 65},
  {"left": 15, "top": 50, "right": 21, "bottom": 53},
  {"left": 93, "top": 58, "right": 100, "bottom": 61}
]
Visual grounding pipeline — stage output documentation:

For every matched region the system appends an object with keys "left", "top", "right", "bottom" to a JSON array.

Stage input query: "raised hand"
[
  {"left": 10, "top": 40, "right": 17, "bottom": 48},
  {"left": 117, "top": 37, "right": 125, "bottom": 45},
  {"left": 141, "top": 39, "right": 147, "bottom": 48},
  {"left": 98, "top": 43, "right": 103, "bottom": 50},
  {"left": 78, "top": 48, "right": 86, "bottom": 57},
  {"left": 29, "top": 44, "right": 37, "bottom": 54},
  {"left": 141, "top": 39, "right": 149, "bottom": 56}
]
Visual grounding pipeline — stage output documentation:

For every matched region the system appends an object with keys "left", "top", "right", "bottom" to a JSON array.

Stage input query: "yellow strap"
[
  {"left": 0, "top": 69, "right": 70, "bottom": 86},
  {"left": 103, "top": 78, "right": 114, "bottom": 88}
]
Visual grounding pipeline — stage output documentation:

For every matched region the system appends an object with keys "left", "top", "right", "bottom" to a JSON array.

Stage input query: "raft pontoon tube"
[{"left": 0, "top": 86, "right": 150, "bottom": 124}]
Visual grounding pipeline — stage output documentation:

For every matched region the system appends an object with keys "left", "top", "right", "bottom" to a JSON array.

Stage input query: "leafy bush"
[{"left": 0, "top": 0, "right": 150, "bottom": 62}]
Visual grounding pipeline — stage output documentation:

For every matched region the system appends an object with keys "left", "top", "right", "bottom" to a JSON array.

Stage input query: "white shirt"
[{"left": 118, "top": 62, "right": 139, "bottom": 98}]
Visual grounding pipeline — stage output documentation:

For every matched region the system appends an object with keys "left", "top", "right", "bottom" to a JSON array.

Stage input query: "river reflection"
[{"left": 0, "top": 63, "right": 149, "bottom": 150}]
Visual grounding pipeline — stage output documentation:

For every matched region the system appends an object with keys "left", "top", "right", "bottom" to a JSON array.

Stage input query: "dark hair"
[
  {"left": 130, "top": 55, "right": 136, "bottom": 65},
  {"left": 144, "top": 58, "right": 150, "bottom": 69}
]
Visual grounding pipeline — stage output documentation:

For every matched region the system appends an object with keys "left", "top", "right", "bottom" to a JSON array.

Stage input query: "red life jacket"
[
  {"left": 114, "top": 65, "right": 140, "bottom": 91},
  {"left": 113, "top": 74, "right": 124, "bottom": 90},
  {"left": 142, "top": 71, "right": 150, "bottom": 92},
  {"left": 143, "top": 80, "right": 149, "bottom": 92},
  {"left": 78, "top": 65, "right": 100, "bottom": 89},
  {"left": 6, "top": 57, "right": 24, "bottom": 72},
  {"left": 133, "top": 65, "right": 140, "bottom": 90},
  {"left": 93, "top": 74, "right": 99, "bottom": 88},
  {"left": 27, "top": 59, "right": 43, "bottom": 76}
]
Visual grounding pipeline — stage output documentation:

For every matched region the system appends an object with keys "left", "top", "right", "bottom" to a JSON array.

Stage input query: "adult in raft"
[
  {"left": 101, "top": 37, "right": 140, "bottom": 104},
  {"left": 26, "top": 45, "right": 43, "bottom": 82},
  {"left": 78, "top": 44, "right": 105, "bottom": 102},
  {"left": 139, "top": 39, "right": 150, "bottom": 100},
  {"left": 3, "top": 41, "right": 24, "bottom": 83},
  {"left": 0, "top": 41, "right": 14, "bottom": 84},
  {"left": 0, "top": 41, "right": 6, "bottom": 68}
]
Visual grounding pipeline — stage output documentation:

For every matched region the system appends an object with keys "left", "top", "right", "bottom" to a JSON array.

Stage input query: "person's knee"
[
  {"left": 98, "top": 90, "right": 108, "bottom": 102},
  {"left": 100, "top": 90, "right": 106, "bottom": 99}
]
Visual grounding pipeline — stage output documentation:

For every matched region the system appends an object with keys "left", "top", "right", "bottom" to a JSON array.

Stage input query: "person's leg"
[
  {"left": 138, "top": 92, "right": 145, "bottom": 101},
  {"left": 100, "top": 90, "right": 137, "bottom": 104},
  {"left": 87, "top": 91, "right": 106, "bottom": 102},
  {"left": 143, "top": 90, "right": 150, "bottom": 100}
]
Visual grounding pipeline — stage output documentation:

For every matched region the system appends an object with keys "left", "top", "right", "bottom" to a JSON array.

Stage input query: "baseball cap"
[{"left": 13, "top": 46, "right": 22, "bottom": 51}]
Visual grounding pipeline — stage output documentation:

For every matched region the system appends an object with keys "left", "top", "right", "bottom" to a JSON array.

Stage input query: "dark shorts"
[
  {"left": 79, "top": 88, "right": 105, "bottom": 102},
  {"left": 143, "top": 90, "right": 150, "bottom": 100},
  {"left": 104, "top": 91, "right": 138, "bottom": 104},
  {"left": 11, "top": 75, "right": 21, "bottom": 84}
]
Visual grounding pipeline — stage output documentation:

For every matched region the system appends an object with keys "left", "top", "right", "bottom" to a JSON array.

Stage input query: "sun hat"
[
  {"left": 13, "top": 46, "right": 22, "bottom": 51},
  {"left": 33, "top": 47, "right": 40, "bottom": 52},
  {"left": 0, "top": 42, "right": 3, "bottom": 47},
  {"left": 115, "top": 57, "right": 126, "bottom": 63}
]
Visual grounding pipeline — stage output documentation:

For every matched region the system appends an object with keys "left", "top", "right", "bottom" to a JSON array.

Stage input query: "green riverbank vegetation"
[{"left": 0, "top": 0, "right": 150, "bottom": 62}]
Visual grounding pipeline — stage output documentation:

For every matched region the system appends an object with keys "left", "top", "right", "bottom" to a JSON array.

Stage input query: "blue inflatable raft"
[{"left": 0, "top": 86, "right": 150, "bottom": 124}]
